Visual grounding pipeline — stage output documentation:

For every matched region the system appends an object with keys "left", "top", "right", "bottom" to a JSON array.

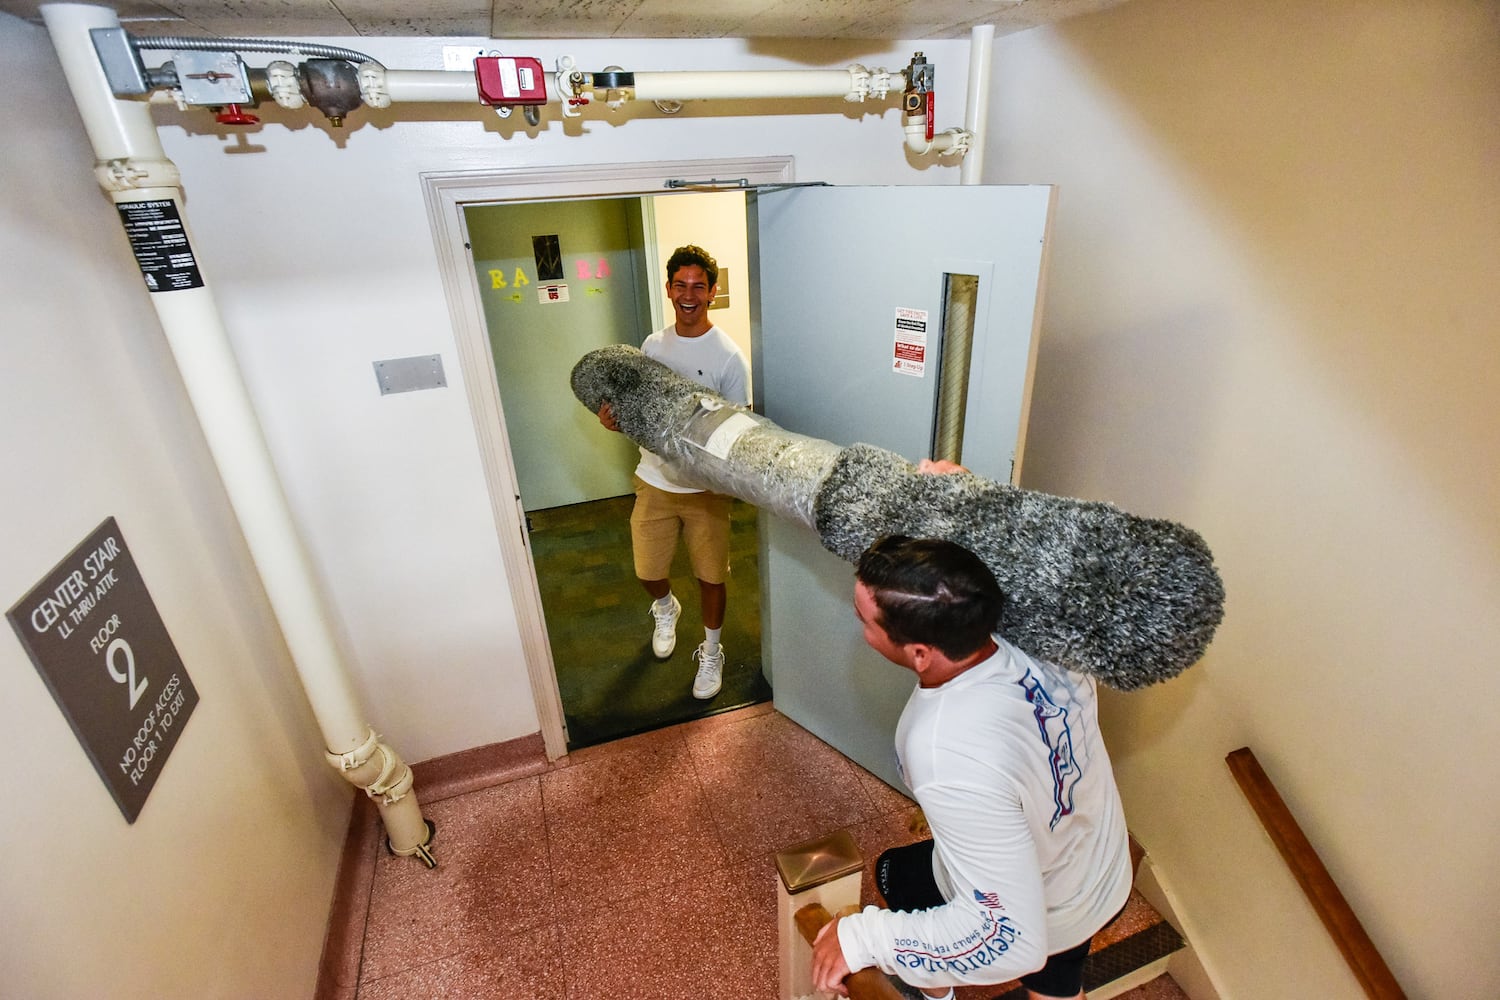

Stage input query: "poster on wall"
[
  {"left": 532, "top": 233, "right": 564, "bottom": 280},
  {"left": 6, "top": 517, "right": 199, "bottom": 823}
]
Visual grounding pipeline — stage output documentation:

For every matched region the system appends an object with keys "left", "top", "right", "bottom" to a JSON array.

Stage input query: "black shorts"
[{"left": 874, "top": 840, "right": 1116, "bottom": 999}]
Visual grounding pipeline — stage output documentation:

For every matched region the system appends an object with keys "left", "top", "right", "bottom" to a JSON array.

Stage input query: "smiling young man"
[
  {"left": 597, "top": 245, "right": 749, "bottom": 700},
  {"left": 812, "top": 533, "right": 1133, "bottom": 1000}
]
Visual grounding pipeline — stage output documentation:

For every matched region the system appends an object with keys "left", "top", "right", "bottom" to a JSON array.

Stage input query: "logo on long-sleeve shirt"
[
  {"left": 974, "top": 889, "right": 1004, "bottom": 909},
  {"left": 1018, "top": 669, "right": 1080, "bottom": 829},
  {"left": 893, "top": 910, "right": 1023, "bottom": 978}
]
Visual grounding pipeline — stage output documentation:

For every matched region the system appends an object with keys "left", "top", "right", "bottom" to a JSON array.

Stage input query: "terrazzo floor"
[{"left": 332, "top": 703, "right": 1186, "bottom": 1000}]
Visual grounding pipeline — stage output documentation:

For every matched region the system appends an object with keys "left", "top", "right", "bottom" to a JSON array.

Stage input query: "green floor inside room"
[{"left": 527, "top": 494, "right": 769, "bottom": 750}]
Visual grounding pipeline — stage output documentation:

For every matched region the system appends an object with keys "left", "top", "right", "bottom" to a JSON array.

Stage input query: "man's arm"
[
  {"left": 597, "top": 401, "right": 619, "bottom": 432},
  {"left": 828, "top": 782, "right": 1050, "bottom": 991}
]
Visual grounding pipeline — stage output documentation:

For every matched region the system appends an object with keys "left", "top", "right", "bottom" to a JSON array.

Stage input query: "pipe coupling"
[
  {"left": 326, "top": 726, "right": 381, "bottom": 771},
  {"left": 358, "top": 62, "right": 391, "bottom": 109},
  {"left": 95, "top": 157, "right": 181, "bottom": 193},
  {"left": 903, "top": 120, "right": 971, "bottom": 157},
  {"left": 265, "top": 61, "right": 305, "bottom": 110},
  {"left": 325, "top": 728, "right": 416, "bottom": 805},
  {"left": 846, "top": 65, "right": 902, "bottom": 103},
  {"left": 364, "top": 745, "right": 416, "bottom": 805}
]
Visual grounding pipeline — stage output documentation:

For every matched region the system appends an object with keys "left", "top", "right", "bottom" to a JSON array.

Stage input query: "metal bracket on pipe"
[{"left": 95, "top": 157, "right": 181, "bottom": 192}]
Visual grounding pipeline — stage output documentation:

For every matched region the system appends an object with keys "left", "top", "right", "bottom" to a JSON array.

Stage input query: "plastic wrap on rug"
[{"left": 571, "top": 345, "right": 1224, "bottom": 689}]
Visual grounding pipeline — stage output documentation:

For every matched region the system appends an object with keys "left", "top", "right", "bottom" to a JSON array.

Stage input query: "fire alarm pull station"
[{"left": 475, "top": 55, "right": 547, "bottom": 106}]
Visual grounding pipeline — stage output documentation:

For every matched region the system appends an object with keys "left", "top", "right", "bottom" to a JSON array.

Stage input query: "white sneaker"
[
  {"left": 691, "top": 642, "right": 724, "bottom": 700},
  {"left": 650, "top": 594, "right": 681, "bottom": 659}
]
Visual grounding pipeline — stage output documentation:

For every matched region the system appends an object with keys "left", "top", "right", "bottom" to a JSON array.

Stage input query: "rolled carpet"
[{"left": 572, "top": 344, "right": 1224, "bottom": 689}]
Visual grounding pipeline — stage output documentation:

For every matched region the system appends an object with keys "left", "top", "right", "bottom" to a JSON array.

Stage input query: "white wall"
[
  {"left": 1, "top": 14, "right": 349, "bottom": 998},
  {"left": 989, "top": 2, "right": 1500, "bottom": 996},
  {"left": 652, "top": 190, "right": 754, "bottom": 371},
  {"left": 146, "top": 36, "right": 967, "bottom": 762}
]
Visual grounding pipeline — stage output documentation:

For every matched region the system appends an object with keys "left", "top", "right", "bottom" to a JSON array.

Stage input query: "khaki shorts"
[{"left": 630, "top": 476, "right": 733, "bottom": 584}]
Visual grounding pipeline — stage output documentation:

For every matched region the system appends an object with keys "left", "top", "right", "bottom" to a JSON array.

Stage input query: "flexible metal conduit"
[
  {"left": 41, "top": 2, "right": 433, "bottom": 867},
  {"left": 132, "top": 33, "right": 379, "bottom": 65}
]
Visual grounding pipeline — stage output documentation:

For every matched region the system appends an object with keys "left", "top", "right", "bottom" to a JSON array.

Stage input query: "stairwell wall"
[{"left": 987, "top": 2, "right": 1500, "bottom": 996}]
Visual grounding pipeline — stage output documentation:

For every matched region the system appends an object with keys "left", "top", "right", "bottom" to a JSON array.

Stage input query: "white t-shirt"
[
  {"left": 635, "top": 324, "right": 749, "bottom": 493},
  {"left": 837, "top": 636, "right": 1133, "bottom": 989}
]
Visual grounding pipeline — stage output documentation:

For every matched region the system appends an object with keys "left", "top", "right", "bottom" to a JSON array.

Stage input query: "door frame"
[{"left": 423, "top": 156, "right": 795, "bottom": 760}]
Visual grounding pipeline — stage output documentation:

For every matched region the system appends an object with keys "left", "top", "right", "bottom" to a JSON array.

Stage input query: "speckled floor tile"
[
  {"left": 541, "top": 726, "right": 731, "bottom": 916},
  {"left": 844, "top": 806, "right": 930, "bottom": 909},
  {"left": 854, "top": 762, "right": 917, "bottom": 815},
  {"left": 684, "top": 710, "right": 879, "bottom": 861},
  {"left": 556, "top": 860, "right": 779, "bottom": 1000},
  {"left": 359, "top": 778, "right": 553, "bottom": 981},
  {"left": 339, "top": 707, "right": 1179, "bottom": 1000},
  {"left": 356, "top": 924, "right": 564, "bottom": 1000}
]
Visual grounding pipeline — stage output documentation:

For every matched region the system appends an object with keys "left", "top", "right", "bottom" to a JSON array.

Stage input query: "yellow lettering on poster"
[
  {"left": 513, "top": 268, "right": 530, "bottom": 287},
  {"left": 489, "top": 269, "right": 507, "bottom": 289}
]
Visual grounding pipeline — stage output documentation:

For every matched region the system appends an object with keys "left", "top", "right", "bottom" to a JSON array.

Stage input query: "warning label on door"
[
  {"left": 892, "top": 307, "right": 928, "bottom": 377},
  {"left": 116, "top": 199, "right": 204, "bottom": 293}
]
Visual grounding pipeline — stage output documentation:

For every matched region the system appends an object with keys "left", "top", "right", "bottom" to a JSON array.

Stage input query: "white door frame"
[{"left": 422, "top": 156, "right": 795, "bottom": 760}]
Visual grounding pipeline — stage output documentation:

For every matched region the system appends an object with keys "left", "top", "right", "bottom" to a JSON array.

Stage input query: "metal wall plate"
[{"left": 374, "top": 355, "right": 447, "bottom": 395}]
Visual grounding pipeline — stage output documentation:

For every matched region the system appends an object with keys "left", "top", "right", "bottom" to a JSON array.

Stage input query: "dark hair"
[
  {"left": 666, "top": 244, "right": 719, "bottom": 287},
  {"left": 856, "top": 535, "right": 1004, "bottom": 660}
]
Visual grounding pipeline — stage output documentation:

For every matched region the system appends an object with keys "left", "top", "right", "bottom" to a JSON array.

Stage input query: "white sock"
[
  {"left": 703, "top": 627, "right": 722, "bottom": 651},
  {"left": 654, "top": 593, "right": 675, "bottom": 611}
]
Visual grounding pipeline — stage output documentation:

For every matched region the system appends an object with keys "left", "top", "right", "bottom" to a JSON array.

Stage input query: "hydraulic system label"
[{"left": 117, "top": 199, "right": 204, "bottom": 292}]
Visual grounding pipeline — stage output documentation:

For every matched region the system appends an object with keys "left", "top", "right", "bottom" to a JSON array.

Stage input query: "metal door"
[{"left": 750, "top": 185, "right": 1054, "bottom": 789}]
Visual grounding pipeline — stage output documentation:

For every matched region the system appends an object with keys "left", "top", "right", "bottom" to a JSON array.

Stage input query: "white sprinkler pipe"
[
  {"left": 903, "top": 118, "right": 971, "bottom": 157},
  {"left": 960, "top": 24, "right": 993, "bottom": 185},
  {"left": 629, "top": 69, "right": 890, "bottom": 101},
  {"left": 40, "top": 2, "right": 434, "bottom": 866},
  {"left": 360, "top": 65, "right": 905, "bottom": 105}
]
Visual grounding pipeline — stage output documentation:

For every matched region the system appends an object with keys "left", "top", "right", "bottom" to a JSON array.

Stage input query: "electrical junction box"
[
  {"left": 475, "top": 56, "right": 547, "bottom": 105},
  {"left": 173, "top": 50, "right": 252, "bottom": 105}
]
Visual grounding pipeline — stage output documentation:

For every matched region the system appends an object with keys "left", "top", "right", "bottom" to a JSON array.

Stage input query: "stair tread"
[{"left": 948, "top": 888, "right": 1184, "bottom": 1000}]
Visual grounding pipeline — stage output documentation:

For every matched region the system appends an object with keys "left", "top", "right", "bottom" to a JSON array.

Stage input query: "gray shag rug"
[{"left": 572, "top": 345, "right": 1224, "bottom": 689}]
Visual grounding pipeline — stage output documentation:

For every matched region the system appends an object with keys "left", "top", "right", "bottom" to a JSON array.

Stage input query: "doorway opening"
[
  {"left": 429, "top": 165, "right": 1052, "bottom": 772},
  {"left": 431, "top": 162, "right": 794, "bottom": 755},
  {"left": 465, "top": 192, "right": 769, "bottom": 749}
]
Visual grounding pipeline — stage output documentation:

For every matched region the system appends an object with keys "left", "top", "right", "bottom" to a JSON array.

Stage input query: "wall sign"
[
  {"left": 892, "top": 306, "right": 928, "bottom": 377},
  {"left": 7, "top": 518, "right": 199, "bottom": 823}
]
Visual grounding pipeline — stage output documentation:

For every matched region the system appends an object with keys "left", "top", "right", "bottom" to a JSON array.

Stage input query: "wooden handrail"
[
  {"left": 1226, "top": 747, "right": 1407, "bottom": 999},
  {"left": 795, "top": 903, "right": 907, "bottom": 1000}
]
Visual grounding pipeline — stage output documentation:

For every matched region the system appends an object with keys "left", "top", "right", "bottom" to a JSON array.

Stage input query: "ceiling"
[{"left": 2, "top": 0, "right": 1127, "bottom": 41}]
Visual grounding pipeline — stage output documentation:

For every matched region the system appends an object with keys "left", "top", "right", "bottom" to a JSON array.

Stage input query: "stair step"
[
  {"left": 955, "top": 887, "right": 1185, "bottom": 1000},
  {"left": 1110, "top": 972, "right": 1191, "bottom": 999}
]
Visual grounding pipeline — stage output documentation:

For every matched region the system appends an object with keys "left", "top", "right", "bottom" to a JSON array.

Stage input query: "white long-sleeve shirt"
[
  {"left": 837, "top": 636, "right": 1133, "bottom": 989},
  {"left": 635, "top": 324, "right": 749, "bottom": 493}
]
